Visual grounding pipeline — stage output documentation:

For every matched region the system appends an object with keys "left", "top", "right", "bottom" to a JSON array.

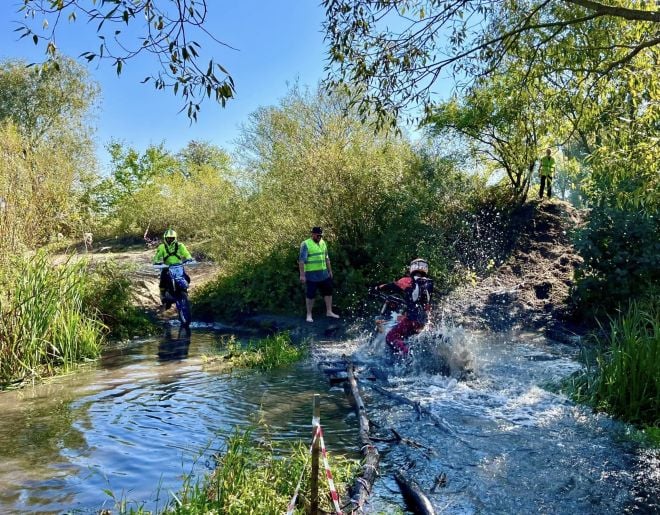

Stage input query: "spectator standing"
[
  {"left": 539, "top": 148, "right": 556, "bottom": 199},
  {"left": 299, "top": 227, "right": 340, "bottom": 322}
]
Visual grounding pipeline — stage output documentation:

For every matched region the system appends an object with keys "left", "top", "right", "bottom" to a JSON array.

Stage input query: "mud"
[{"left": 439, "top": 199, "right": 585, "bottom": 342}]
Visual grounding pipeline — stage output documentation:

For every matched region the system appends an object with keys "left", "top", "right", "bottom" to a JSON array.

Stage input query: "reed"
[
  {"left": 568, "top": 299, "right": 659, "bottom": 427},
  {"left": 175, "top": 427, "right": 355, "bottom": 514},
  {"left": 0, "top": 253, "right": 103, "bottom": 386}
]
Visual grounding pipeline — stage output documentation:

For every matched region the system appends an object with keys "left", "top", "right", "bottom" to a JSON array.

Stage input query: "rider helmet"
[
  {"left": 163, "top": 228, "right": 177, "bottom": 246},
  {"left": 409, "top": 258, "right": 429, "bottom": 276}
]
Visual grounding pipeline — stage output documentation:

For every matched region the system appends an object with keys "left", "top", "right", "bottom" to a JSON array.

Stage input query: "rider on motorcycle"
[
  {"left": 374, "top": 258, "right": 434, "bottom": 356},
  {"left": 153, "top": 228, "right": 192, "bottom": 308}
]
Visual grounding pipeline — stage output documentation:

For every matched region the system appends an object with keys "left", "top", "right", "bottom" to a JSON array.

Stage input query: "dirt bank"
[{"left": 438, "top": 199, "right": 585, "bottom": 341}]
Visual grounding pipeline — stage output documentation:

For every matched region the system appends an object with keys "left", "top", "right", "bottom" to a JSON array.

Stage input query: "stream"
[{"left": 0, "top": 323, "right": 657, "bottom": 514}]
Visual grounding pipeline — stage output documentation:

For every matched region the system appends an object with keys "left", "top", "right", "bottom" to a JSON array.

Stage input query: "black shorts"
[{"left": 306, "top": 277, "right": 333, "bottom": 299}]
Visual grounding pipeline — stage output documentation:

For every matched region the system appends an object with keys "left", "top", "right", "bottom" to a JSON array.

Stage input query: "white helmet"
[{"left": 409, "top": 258, "right": 429, "bottom": 276}]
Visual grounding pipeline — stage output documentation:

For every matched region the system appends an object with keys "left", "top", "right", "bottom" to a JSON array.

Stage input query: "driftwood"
[
  {"left": 394, "top": 471, "right": 436, "bottom": 515},
  {"left": 345, "top": 363, "right": 380, "bottom": 513},
  {"left": 369, "top": 384, "right": 479, "bottom": 451},
  {"left": 369, "top": 384, "right": 454, "bottom": 435},
  {"left": 390, "top": 429, "right": 436, "bottom": 454}
]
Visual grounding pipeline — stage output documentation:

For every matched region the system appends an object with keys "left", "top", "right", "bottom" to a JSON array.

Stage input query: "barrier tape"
[
  {"left": 285, "top": 424, "right": 343, "bottom": 515},
  {"left": 285, "top": 426, "right": 319, "bottom": 515},
  {"left": 318, "top": 425, "right": 343, "bottom": 515}
]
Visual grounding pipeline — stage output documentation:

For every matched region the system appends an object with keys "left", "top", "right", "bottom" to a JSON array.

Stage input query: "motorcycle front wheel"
[{"left": 176, "top": 291, "right": 192, "bottom": 329}]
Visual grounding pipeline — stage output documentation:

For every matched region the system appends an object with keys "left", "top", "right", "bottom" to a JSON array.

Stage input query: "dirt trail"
[{"left": 55, "top": 243, "right": 221, "bottom": 315}]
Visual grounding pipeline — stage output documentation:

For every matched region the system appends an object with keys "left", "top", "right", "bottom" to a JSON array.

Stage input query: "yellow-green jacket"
[
  {"left": 301, "top": 238, "right": 328, "bottom": 273},
  {"left": 153, "top": 241, "right": 192, "bottom": 265}
]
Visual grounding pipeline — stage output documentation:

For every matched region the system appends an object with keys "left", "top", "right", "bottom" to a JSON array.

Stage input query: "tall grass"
[
  {"left": 566, "top": 299, "right": 659, "bottom": 427},
  {"left": 0, "top": 253, "right": 104, "bottom": 387}
]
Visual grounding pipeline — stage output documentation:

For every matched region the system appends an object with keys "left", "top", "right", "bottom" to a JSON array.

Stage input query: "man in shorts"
[{"left": 298, "top": 226, "right": 340, "bottom": 322}]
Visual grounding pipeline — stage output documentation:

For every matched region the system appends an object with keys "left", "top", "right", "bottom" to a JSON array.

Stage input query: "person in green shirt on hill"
[
  {"left": 153, "top": 228, "right": 192, "bottom": 308},
  {"left": 298, "top": 226, "right": 340, "bottom": 322},
  {"left": 539, "top": 148, "right": 556, "bottom": 199}
]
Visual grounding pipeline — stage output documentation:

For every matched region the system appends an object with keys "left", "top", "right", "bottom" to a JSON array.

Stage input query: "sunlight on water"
[
  {"left": 0, "top": 331, "right": 358, "bottom": 514},
  {"left": 0, "top": 325, "right": 656, "bottom": 514}
]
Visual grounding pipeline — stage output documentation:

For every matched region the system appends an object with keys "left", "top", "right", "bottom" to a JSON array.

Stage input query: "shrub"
[
  {"left": 83, "top": 261, "right": 157, "bottom": 340},
  {"left": 565, "top": 299, "right": 659, "bottom": 428},
  {"left": 573, "top": 207, "right": 659, "bottom": 319}
]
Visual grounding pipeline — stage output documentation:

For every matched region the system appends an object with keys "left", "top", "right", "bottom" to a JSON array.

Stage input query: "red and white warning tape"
[
  {"left": 285, "top": 426, "right": 319, "bottom": 515},
  {"left": 285, "top": 424, "right": 342, "bottom": 515},
  {"left": 318, "top": 424, "right": 343, "bottom": 515}
]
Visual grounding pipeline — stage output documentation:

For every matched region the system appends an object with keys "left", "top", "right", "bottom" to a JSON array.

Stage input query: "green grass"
[
  {"left": 0, "top": 253, "right": 104, "bottom": 387},
  {"left": 0, "top": 253, "right": 158, "bottom": 388},
  {"left": 565, "top": 299, "right": 659, "bottom": 430},
  {"left": 204, "top": 332, "right": 307, "bottom": 371},
  {"left": 112, "top": 425, "right": 360, "bottom": 514}
]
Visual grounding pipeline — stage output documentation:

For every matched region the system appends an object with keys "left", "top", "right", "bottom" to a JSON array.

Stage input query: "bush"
[
  {"left": 573, "top": 206, "right": 660, "bottom": 319},
  {"left": 0, "top": 253, "right": 103, "bottom": 386},
  {"left": 565, "top": 299, "right": 659, "bottom": 428},
  {"left": 83, "top": 261, "right": 157, "bottom": 340}
]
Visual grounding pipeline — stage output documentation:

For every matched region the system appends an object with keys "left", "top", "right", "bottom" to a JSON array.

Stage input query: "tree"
[
  {"left": 0, "top": 57, "right": 99, "bottom": 246},
  {"left": 427, "top": 62, "right": 559, "bottom": 200},
  {"left": 93, "top": 140, "right": 237, "bottom": 238},
  {"left": 323, "top": 0, "right": 660, "bottom": 126},
  {"left": 17, "top": 0, "right": 235, "bottom": 121},
  {"left": 177, "top": 139, "right": 231, "bottom": 175},
  {"left": 0, "top": 57, "right": 98, "bottom": 145},
  {"left": 93, "top": 141, "right": 179, "bottom": 216}
]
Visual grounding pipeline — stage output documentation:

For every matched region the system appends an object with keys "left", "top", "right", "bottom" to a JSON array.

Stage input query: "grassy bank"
[
  {"left": 110, "top": 425, "right": 359, "bottom": 514},
  {"left": 565, "top": 299, "right": 660, "bottom": 435},
  {"left": 202, "top": 332, "right": 307, "bottom": 372},
  {"left": 0, "top": 253, "right": 155, "bottom": 388}
]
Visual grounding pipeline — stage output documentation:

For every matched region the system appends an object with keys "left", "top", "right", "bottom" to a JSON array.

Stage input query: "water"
[
  {"left": 0, "top": 329, "right": 359, "bottom": 514},
  {"left": 0, "top": 326, "right": 657, "bottom": 514},
  {"left": 350, "top": 328, "right": 658, "bottom": 514}
]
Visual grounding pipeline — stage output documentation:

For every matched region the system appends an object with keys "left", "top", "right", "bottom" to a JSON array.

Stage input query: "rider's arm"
[
  {"left": 153, "top": 244, "right": 164, "bottom": 264},
  {"left": 379, "top": 277, "right": 407, "bottom": 293},
  {"left": 177, "top": 243, "right": 193, "bottom": 261},
  {"left": 298, "top": 242, "right": 308, "bottom": 280}
]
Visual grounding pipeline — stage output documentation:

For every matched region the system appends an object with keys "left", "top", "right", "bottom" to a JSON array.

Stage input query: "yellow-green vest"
[
  {"left": 540, "top": 156, "right": 555, "bottom": 177},
  {"left": 303, "top": 238, "right": 328, "bottom": 272}
]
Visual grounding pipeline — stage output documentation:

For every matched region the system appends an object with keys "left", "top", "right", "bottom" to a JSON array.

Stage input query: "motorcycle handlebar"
[
  {"left": 153, "top": 260, "right": 198, "bottom": 270},
  {"left": 368, "top": 288, "right": 404, "bottom": 305}
]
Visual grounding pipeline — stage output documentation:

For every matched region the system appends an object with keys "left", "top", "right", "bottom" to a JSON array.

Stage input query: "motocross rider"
[
  {"left": 153, "top": 228, "right": 192, "bottom": 308},
  {"left": 375, "top": 258, "right": 434, "bottom": 355}
]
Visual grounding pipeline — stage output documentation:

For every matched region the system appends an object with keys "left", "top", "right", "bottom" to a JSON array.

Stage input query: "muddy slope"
[{"left": 438, "top": 199, "right": 584, "bottom": 338}]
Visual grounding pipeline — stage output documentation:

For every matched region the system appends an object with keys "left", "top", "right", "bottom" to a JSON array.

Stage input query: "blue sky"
[{"left": 1, "top": 1, "right": 328, "bottom": 172}]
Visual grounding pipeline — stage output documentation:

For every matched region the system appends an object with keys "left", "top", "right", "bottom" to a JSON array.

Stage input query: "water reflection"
[
  {"left": 157, "top": 327, "right": 192, "bottom": 361},
  {"left": 0, "top": 330, "right": 358, "bottom": 514}
]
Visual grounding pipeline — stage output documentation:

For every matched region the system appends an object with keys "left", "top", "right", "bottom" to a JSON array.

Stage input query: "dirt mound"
[{"left": 438, "top": 199, "right": 584, "bottom": 340}]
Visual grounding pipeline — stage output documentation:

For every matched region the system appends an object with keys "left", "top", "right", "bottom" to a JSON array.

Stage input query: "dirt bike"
[
  {"left": 154, "top": 261, "right": 196, "bottom": 329},
  {"left": 370, "top": 289, "right": 405, "bottom": 334},
  {"left": 368, "top": 289, "right": 413, "bottom": 357}
]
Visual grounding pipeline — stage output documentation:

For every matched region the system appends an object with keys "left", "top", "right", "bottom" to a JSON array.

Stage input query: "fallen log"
[
  {"left": 394, "top": 470, "right": 436, "bottom": 515},
  {"left": 345, "top": 362, "right": 380, "bottom": 513},
  {"left": 369, "top": 384, "right": 479, "bottom": 450}
]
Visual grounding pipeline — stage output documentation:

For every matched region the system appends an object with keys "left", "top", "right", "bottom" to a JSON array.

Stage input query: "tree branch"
[{"left": 564, "top": 0, "right": 660, "bottom": 23}]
